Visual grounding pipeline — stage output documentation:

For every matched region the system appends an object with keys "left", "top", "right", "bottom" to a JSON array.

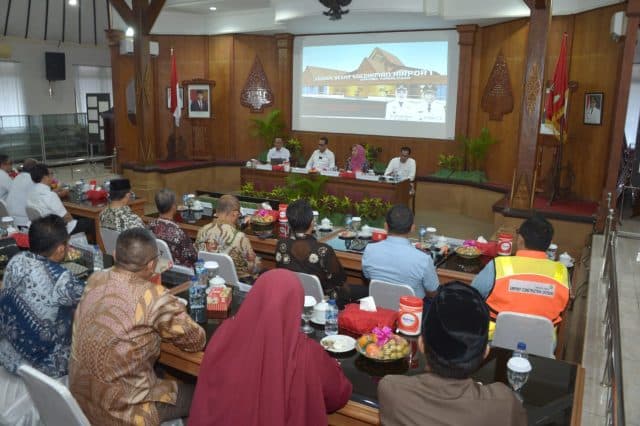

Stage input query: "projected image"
[{"left": 301, "top": 42, "right": 448, "bottom": 123}]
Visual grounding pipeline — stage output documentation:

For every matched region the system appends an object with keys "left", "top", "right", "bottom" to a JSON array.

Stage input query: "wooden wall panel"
[
  {"left": 566, "top": 4, "right": 625, "bottom": 201},
  {"left": 208, "top": 36, "right": 234, "bottom": 160},
  {"left": 108, "top": 5, "right": 624, "bottom": 203},
  {"left": 231, "top": 35, "right": 282, "bottom": 162},
  {"left": 150, "top": 35, "right": 209, "bottom": 161}
]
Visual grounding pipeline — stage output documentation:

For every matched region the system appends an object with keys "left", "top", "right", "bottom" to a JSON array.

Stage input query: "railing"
[
  {"left": 600, "top": 194, "right": 626, "bottom": 426},
  {"left": 0, "top": 113, "right": 108, "bottom": 163}
]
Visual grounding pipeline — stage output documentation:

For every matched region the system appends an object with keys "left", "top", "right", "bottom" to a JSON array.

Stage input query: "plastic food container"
[{"left": 398, "top": 296, "right": 423, "bottom": 336}]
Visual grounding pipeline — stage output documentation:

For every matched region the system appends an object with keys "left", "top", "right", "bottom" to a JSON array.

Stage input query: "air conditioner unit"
[
  {"left": 119, "top": 39, "right": 159, "bottom": 56},
  {"left": 610, "top": 11, "right": 628, "bottom": 40}
]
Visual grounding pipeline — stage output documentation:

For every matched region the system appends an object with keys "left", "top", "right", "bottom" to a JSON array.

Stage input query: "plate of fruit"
[
  {"left": 356, "top": 327, "right": 411, "bottom": 362},
  {"left": 455, "top": 245, "right": 482, "bottom": 259}
]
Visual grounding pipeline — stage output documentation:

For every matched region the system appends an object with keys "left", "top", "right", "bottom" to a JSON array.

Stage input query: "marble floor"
[{"left": 581, "top": 212, "right": 640, "bottom": 425}]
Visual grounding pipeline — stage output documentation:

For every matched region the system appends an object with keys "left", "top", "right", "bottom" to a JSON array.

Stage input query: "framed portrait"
[
  {"left": 166, "top": 86, "right": 184, "bottom": 110},
  {"left": 187, "top": 83, "right": 211, "bottom": 119},
  {"left": 584, "top": 92, "right": 603, "bottom": 125}
]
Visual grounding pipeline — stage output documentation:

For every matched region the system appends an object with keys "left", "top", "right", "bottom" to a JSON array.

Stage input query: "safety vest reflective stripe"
[{"left": 488, "top": 255, "right": 569, "bottom": 324}]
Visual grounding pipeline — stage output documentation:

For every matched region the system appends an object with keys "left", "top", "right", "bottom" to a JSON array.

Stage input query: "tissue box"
[
  {"left": 207, "top": 286, "right": 232, "bottom": 319},
  {"left": 339, "top": 171, "right": 356, "bottom": 179},
  {"left": 338, "top": 303, "right": 398, "bottom": 338}
]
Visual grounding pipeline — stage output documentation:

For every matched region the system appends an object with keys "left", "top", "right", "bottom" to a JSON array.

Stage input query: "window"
[
  {"left": 74, "top": 65, "right": 113, "bottom": 113},
  {"left": 0, "top": 61, "right": 26, "bottom": 125}
]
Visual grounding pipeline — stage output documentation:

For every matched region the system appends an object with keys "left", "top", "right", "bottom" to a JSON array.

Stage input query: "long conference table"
[
  {"left": 241, "top": 167, "right": 411, "bottom": 205},
  {"left": 161, "top": 282, "right": 584, "bottom": 426}
]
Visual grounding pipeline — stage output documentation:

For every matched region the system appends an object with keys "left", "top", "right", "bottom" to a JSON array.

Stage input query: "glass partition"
[{"left": 0, "top": 113, "right": 105, "bottom": 162}]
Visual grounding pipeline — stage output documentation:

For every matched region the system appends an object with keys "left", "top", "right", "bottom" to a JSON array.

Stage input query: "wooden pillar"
[
  {"left": 455, "top": 25, "right": 478, "bottom": 139},
  {"left": 508, "top": 0, "right": 552, "bottom": 210},
  {"left": 597, "top": 0, "right": 640, "bottom": 230},
  {"left": 275, "top": 34, "right": 293, "bottom": 132},
  {"left": 108, "top": 0, "right": 165, "bottom": 165}
]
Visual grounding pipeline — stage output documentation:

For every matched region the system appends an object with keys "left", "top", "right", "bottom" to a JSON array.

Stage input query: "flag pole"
[{"left": 549, "top": 80, "right": 578, "bottom": 204}]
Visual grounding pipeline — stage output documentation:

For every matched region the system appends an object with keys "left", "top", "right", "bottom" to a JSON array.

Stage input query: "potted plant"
[
  {"left": 286, "top": 137, "right": 305, "bottom": 167},
  {"left": 250, "top": 109, "right": 286, "bottom": 161},
  {"left": 432, "top": 127, "right": 497, "bottom": 183}
]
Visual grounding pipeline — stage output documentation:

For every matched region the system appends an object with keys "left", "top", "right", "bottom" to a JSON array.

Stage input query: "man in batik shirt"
[
  {"left": 148, "top": 188, "right": 197, "bottom": 267},
  {"left": 69, "top": 228, "right": 205, "bottom": 425},
  {"left": 195, "top": 195, "right": 257, "bottom": 279},
  {"left": 0, "top": 214, "right": 86, "bottom": 378},
  {"left": 99, "top": 178, "right": 145, "bottom": 232}
]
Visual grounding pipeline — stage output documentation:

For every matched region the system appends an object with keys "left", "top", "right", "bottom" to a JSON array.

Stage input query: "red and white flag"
[
  {"left": 544, "top": 33, "right": 569, "bottom": 141},
  {"left": 170, "top": 50, "right": 181, "bottom": 127}
]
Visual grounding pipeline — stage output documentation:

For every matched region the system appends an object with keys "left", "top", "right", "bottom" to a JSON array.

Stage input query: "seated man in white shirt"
[
  {"left": 306, "top": 136, "right": 336, "bottom": 171},
  {"left": 266, "top": 137, "right": 290, "bottom": 164},
  {"left": 385, "top": 146, "right": 417, "bottom": 196},
  {"left": 26, "top": 164, "right": 92, "bottom": 235},
  {"left": 6, "top": 158, "right": 37, "bottom": 227},
  {"left": 0, "top": 154, "right": 13, "bottom": 201}
]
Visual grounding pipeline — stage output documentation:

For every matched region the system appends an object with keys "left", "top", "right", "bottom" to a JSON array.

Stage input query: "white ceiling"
[{"left": 0, "top": 0, "right": 626, "bottom": 45}]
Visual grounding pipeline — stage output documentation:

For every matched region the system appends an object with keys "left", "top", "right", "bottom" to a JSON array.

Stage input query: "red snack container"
[
  {"left": 497, "top": 233, "right": 513, "bottom": 256},
  {"left": 207, "top": 286, "right": 232, "bottom": 319}
]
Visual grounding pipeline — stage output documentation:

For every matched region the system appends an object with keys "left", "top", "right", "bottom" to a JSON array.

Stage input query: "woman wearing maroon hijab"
[{"left": 188, "top": 269, "right": 352, "bottom": 426}]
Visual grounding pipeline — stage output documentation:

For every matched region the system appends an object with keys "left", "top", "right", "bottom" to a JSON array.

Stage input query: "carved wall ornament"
[
  {"left": 481, "top": 50, "right": 514, "bottom": 121},
  {"left": 240, "top": 56, "right": 274, "bottom": 113},
  {"left": 525, "top": 62, "right": 542, "bottom": 115}
]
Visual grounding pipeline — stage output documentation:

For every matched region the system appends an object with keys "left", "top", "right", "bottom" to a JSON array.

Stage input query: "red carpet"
[{"left": 494, "top": 195, "right": 598, "bottom": 222}]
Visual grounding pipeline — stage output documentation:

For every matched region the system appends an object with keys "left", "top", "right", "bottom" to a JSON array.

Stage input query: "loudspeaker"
[
  {"left": 610, "top": 11, "right": 628, "bottom": 40},
  {"left": 45, "top": 52, "right": 66, "bottom": 81}
]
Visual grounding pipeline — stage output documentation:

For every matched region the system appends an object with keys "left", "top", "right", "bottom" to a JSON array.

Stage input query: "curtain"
[
  {"left": 74, "top": 65, "right": 113, "bottom": 113},
  {"left": 0, "top": 61, "right": 26, "bottom": 127}
]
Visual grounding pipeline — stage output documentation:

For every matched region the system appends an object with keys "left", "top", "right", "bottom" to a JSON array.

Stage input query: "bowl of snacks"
[
  {"left": 250, "top": 209, "right": 277, "bottom": 233},
  {"left": 455, "top": 245, "right": 482, "bottom": 260},
  {"left": 356, "top": 327, "right": 410, "bottom": 362}
]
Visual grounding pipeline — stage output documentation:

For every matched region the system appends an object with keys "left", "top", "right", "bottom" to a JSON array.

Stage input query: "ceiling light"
[
  {"left": 125, "top": 27, "right": 134, "bottom": 37},
  {"left": 209, "top": 6, "right": 217, "bottom": 11},
  {"left": 68, "top": 0, "right": 77, "bottom": 5}
]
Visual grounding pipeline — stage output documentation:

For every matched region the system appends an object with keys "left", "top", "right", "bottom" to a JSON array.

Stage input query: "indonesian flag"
[
  {"left": 545, "top": 33, "right": 569, "bottom": 141},
  {"left": 170, "top": 50, "right": 181, "bottom": 127}
]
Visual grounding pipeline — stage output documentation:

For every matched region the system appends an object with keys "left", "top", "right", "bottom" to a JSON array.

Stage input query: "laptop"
[{"left": 270, "top": 158, "right": 286, "bottom": 166}]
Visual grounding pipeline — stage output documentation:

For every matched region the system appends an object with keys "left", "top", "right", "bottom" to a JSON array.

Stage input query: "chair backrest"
[
  {"left": 369, "top": 279, "right": 416, "bottom": 310},
  {"left": 100, "top": 226, "right": 120, "bottom": 256},
  {"left": 492, "top": 311, "right": 556, "bottom": 358},
  {"left": 17, "top": 365, "right": 90, "bottom": 426},
  {"left": 0, "top": 199, "right": 9, "bottom": 217},
  {"left": 25, "top": 206, "right": 41, "bottom": 222},
  {"left": 296, "top": 272, "right": 324, "bottom": 303},
  {"left": 198, "top": 251, "right": 239, "bottom": 286},
  {"left": 157, "top": 239, "right": 194, "bottom": 277}
]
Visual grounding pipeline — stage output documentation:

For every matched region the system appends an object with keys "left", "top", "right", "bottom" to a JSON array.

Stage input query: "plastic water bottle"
[
  {"left": 92, "top": 245, "right": 103, "bottom": 272},
  {"left": 324, "top": 299, "right": 339, "bottom": 336},
  {"left": 189, "top": 276, "right": 207, "bottom": 323},
  {"left": 195, "top": 260, "right": 206, "bottom": 286},
  {"left": 513, "top": 341, "right": 528, "bottom": 360}
]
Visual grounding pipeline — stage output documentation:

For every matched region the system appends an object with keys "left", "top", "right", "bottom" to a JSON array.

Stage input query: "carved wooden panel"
[
  {"left": 481, "top": 50, "right": 514, "bottom": 121},
  {"left": 191, "top": 126, "right": 211, "bottom": 160},
  {"left": 240, "top": 56, "right": 274, "bottom": 112}
]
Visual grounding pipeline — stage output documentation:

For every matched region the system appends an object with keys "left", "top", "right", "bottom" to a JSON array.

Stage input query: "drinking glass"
[
  {"left": 507, "top": 356, "right": 532, "bottom": 401},
  {"left": 418, "top": 225, "right": 427, "bottom": 245},
  {"left": 301, "top": 295, "right": 317, "bottom": 334},
  {"left": 344, "top": 214, "right": 353, "bottom": 230}
]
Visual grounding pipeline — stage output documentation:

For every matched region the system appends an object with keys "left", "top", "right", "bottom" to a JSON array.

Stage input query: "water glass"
[
  {"left": 301, "top": 295, "right": 317, "bottom": 334},
  {"left": 418, "top": 225, "right": 427, "bottom": 245},
  {"left": 507, "top": 356, "right": 532, "bottom": 401},
  {"left": 344, "top": 214, "right": 353, "bottom": 230}
]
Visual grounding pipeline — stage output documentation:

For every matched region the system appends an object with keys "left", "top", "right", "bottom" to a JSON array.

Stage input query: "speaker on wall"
[{"left": 45, "top": 52, "right": 66, "bottom": 81}]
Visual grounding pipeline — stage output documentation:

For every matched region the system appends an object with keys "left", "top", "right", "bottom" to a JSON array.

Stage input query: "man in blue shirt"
[{"left": 362, "top": 205, "right": 439, "bottom": 299}]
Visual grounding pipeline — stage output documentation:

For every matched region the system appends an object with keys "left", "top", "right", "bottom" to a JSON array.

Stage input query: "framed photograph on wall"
[
  {"left": 166, "top": 86, "right": 184, "bottom": 110},
  {"left": 187, "top": 83, "right": 211, "bottom": 119},
  {"left": 584, "top": 92, "right": 603, "bottom": 125}
]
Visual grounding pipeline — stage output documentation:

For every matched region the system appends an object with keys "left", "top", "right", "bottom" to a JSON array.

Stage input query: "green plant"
[
  {"left": 285, "top": 175, "right": 328, "bottom": 200},
  {"left": 286, "top": 137, "right": 305, "bottom": 166},
  {"left": 460, "top": 127, "right": 496, "bottom": 171},
  {"left": 364, "top": 144, "right": 382, "bottom": 167},
  {"left": 240, "top": 182, "right": 256, "bottom": 197},
  {"left": 267, "top": 186, "right": 291, "bottom": 203},
  {"left": 250, "top": 109, "right": 286, "bottom": 148},
  {"left": 437, "top": 154, "right": 462, "bottom": 171},
  {"left": 354, "top": 198, "right": 392, "bottom": 223},
  {"left": 337, "top": 196, "right": 353, "bottom": 215}
]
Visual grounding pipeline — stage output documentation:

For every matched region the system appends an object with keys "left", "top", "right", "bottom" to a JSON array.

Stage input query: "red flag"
[
  {"left": 170, "top": 50, "right": 181, "bottom": 127},
  {"left": 545, "top": 33, "right": 569, "bottom": 141}
]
